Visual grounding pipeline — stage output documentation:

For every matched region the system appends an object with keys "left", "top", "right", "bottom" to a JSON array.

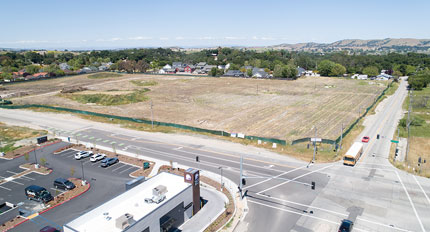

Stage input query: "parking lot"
[
  {"left": 55, "top": 149, "right": 139, "bottom": 178},
  {"left": 0, "top": 141, "right": 141, "bottom": 232}
]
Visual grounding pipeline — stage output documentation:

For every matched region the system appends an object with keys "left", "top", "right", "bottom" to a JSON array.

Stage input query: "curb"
[
  {"left": 4, "top": 178, "right": 91, "bottom": 232},
  {"left": 1, "top": 140, "right": 62, "bottom": 161},
  {"left": 18, "top": 165, "right": 53, "bottom": 176}
]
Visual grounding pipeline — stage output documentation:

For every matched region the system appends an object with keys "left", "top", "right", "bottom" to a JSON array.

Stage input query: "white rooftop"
[{"left": 65, "top": 172, "right": 191, "bottom": 232}]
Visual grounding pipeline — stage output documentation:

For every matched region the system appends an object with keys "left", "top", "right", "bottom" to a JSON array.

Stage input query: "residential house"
[
  {"left": 162, "top": 64, "right": 172, "bottom": 70},
  {"left": 165, "top": 68, "right": 176, "bottom": 74},
  {"left": 253, "top": 70, "right": 269, "bottom": 78},
  {"left": 196, "top": 62, "right": 207, "bottom": 69},
  {"left": 243, "top": 65, "right": 253, "bottom": 70},
  {"left": 98, "top": 65, "right": 108, "bottom": 71},
  {"left": 33, "top": 72, "right": 49, "bottom": 79},
  {"left": 158, "top": 69, "right": 166, "bottom": 74},
  {"left": 184, "top": 65, "right": 194, "bottom": 73},
  {"left": 376, "top": 73, "right": 393, "bottom": 80},
  {"left": 172, "top": 62, "right": 182, "bottom": 69},
  {"left": 59, "top": 63, "right": 71, "bottom": 70},
  {"left": 203, "top": 65, "right": 217, "bottom": 73},
  {"left": 223, "top": 70, "right": 244, "bottom": 77},
  {"left": 297, "top": 67, "right": 306, "bottom": 77}
]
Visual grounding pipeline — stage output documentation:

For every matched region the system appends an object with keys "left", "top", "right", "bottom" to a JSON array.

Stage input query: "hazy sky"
[{"left": 1, "top": 0, "right": 429, "bottom": 49}]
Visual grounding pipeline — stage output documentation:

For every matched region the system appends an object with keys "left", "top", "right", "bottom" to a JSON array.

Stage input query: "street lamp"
[
  {"left": 218, "top": 167, "right": 223, "bottom": 191},
  {"left": 33, "top": 144, "right": 40, "bottom": 165},
  {"left": 81, "top": 160, "right": 85, "bottom": 181}
]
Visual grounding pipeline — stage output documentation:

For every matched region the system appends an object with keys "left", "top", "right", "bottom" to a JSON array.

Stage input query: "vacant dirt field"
[{"left": 3, "top": 73, "right": 387, "bottom": 141}]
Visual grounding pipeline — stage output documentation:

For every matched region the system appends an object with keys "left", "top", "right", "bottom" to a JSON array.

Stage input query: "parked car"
[
  {"left": 53, "top": 178, "right": 75, "bottom": 190},
  {"left": 361, "top": 136, "right": 370, "bottom": 143},
  {"left": 100, "top": 157, "right": 119, "bottom": 167},
  {"left": 90, "top": 153, "right": 106, "bottom": 162},
  {"left": 74, "top": 151, "right": 93, "bottom": 160},
  {"left": 25, "top": 185, "right": 53, "bottom": 203},
  {"left": 40, "top": 226, "right": 60, "bottom": 232},
  {"left": 338, "top": 219, "right": 354, "bottom": 232}
]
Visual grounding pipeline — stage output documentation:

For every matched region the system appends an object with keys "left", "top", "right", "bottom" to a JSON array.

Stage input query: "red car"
[{"left": 362, "top": 136, "right": 370, "bottom": 143}]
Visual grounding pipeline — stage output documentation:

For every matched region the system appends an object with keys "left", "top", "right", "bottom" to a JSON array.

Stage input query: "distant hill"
[{"left": 258, "top": 38, "right": 430, "bottom": 53}]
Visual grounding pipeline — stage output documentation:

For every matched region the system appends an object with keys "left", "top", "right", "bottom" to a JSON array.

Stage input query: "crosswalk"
[{"left": 43, "top": 126, "right": 130, "bottom": 150}]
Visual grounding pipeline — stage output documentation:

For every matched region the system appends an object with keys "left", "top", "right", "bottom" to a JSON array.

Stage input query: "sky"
[{"left": 1, "top": 0, "right": 429, "bottom": 49}]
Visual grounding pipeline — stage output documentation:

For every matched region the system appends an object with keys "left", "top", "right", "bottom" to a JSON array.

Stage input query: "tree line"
[{"left": 1, "top": 48, "right": 430, "bottom": 81}]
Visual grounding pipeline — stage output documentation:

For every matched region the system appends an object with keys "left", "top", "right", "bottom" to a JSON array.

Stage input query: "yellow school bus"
[{"left": 343, "top": 142, "right": 363, "bottom": 166}]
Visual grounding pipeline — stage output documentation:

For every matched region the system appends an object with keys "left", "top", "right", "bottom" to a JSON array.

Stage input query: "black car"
[
  {"left": 100, "top": 157, "right": 119, "bottom": 167},
  {"left": 338, "top": 219, "right": 354, "bottom": 232},
  {"left": 25, "top": 185, "right": 53, "bottom": 203},
  {"left": 53, "top": 178, "right": 75, "bottom": 190}
]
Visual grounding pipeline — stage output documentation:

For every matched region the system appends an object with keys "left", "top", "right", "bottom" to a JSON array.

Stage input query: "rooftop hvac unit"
[
  {"left": 153, "top": 185, "right": 168, "bottom": 196},
  {"left": 115, "top": 213, "right": 134, "bottom": 230}
]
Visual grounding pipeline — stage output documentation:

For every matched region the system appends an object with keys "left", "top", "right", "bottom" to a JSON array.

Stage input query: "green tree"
[
  {"left": 362, "top": 66, "right": 379, "bottom": 77},
  {"left": 317, "top": 60, "right": 335, "bottom": 76},
  {"left": 273, "top": 64, "right": 283, "bottom": 77},
  {"left": 209, "top": 67, "right": 218, "bottom": 76},
  {"left": 25, "top": 65, "right": 40, "bottom": 74},
  {"left": 247, "top": 69, "right": 253, "bottom": 77},
  {"left": 330, "top": 63, "right": 346, "bottom": 76}
]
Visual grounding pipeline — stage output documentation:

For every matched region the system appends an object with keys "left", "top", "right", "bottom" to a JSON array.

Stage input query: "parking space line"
[
  {"left": 76, "top": 133, "right": 82, "bottom": 136},
  {"left": 110, "top": 141, "right": 116, "bottom": 145},
  {"left": 81, "top": 135, "right": 88, "bottom": 138},
  {"left": 112, "top": 164, "right": 127, "bottom": 172},
  {"left": 103, "top": 164, "right": 117, "bottom": 170},
  {"left": 82, "top": 160, "right": 92, "bottom": 165},
  {"left": 0, "top": 185, "right": 12, "bottom": 191},
  {"left": 50, "top": 188, "right": 65, "bottom": 193},
  {"left": 6, "top": 170, "right": 19, "bottom": 175},
  {"left": 60, "top": 151, "right": 75, "bottom": 156},
  {"left": 88, "top": 136, "right": 94, "bottom": 140},
  {"left": 119, "top": 166, "right": 135, "bottom": 174},
  {"left": 18, "top": 175, "right": 35, "bottom": 181},
  {"left": 8, "top": 179, "right": 24, "bottom": 185},
  {"left": 103, "top": 140, "right": 110, "bottom": 143},
  {"left": 118, "top": 143, "right": 125, "bottom": 147},
  {"left": 96, "top": 138, "right": 102, "bottom": 141},
  {"left": 67, "top": 154, "right": 75, "bottom": 158}
]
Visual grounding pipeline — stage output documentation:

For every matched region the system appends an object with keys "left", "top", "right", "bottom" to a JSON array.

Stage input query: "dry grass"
[
  {"left": 6, "top": 74, "right": 385, "bottom": 141},
  {"left": 0, "top": 122, "right": 46, "bottom": 144}
]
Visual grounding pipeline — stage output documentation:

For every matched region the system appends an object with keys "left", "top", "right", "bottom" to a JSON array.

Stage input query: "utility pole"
[
  {"left": 218, "top": 167, "right": 223, "bottom": 191},
  {"left": 406, "top": 88, "right": 413, "bottom": 162},
  {"left": 395, "top": 127, "right": 399, "bottom": 162},
  {"left": 81, "top": 160, "right": 85, "bottom": 180},
  {"left": 150, "top": 100, "right": 154, "bottom": 129},
  {"left": 312, "top": 126, "right": 317, "bottom": 163},
  {"left": 239, "top": 154, "right": 243, "bottom": 197},
  {"left": 33, "top": 143, "right": 38, "bottom": 165}
]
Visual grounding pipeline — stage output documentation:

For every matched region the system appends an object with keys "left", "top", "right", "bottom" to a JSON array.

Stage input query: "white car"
[
  {"left": 90, "top": 153, "right": 106, "bottom": 162},
  {"left": 74, "top": 151, "right": 93, "bottom": 160}
]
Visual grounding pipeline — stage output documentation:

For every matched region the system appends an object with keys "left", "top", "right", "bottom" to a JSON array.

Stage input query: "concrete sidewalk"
[{"left": 179, "top": 186, "right": 227, "bottom": 232}]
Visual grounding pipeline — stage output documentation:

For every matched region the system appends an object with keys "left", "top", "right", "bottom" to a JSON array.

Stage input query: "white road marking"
[
  {"left": 413, "top": 175, "right": 430, "bottom": 206},
  {"left": 118, "top": 143, "right": 125, "bottom": 147},
  {"left": 112, "top": 164, "right": 127, "bottom": 172},
  {"left": 255, "top": 193, "right": 412, "bottom": 232},
  {"left": 8, "top": 179, "right": 24, "bottom": 185},
  {"left": 50, "top": 188, "right": 65, "bottom": 193},
  {"left": 257, "top": 165, "right": 333, "bottom": 194},
  {"left": 119, "top": 166, "right": 135, "bottom": 174},
  {"left": 395, "top": 171, "right": 426, "bottom": 232},
  {"left": 6, "top": 170, "right": 19, "bottom": 175},
  {"left": 96, "top": 138, "right": 102, "bottom": 141},
  {"left": 244, "top": 165, "right": 308, "bottom": 190},
  {"left": 18, "top": 175, "right": 35, "bottom": 181},
  {"left": 103, "top": 140, "right": 110, "bottom": 143},
  {"left": 0, "top": 185, "right": 12, "bottom": 191},
  {"left": 82, "top": 160, "right": 92, "bottom": 165},
  {"left": 173, "top": 147, "right": 183, "bottom": 150},
  {"left": 247, "top": 200, "right": 368, "bottom": 232}
]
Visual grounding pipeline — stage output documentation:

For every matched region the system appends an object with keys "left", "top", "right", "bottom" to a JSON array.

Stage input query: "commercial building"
[{"left": 64, "top": 170, "right": 200, "bottom": 232}]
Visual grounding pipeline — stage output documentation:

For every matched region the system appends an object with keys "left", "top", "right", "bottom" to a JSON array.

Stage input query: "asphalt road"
[{"left": 1, "top": 78, "right": 429, "bottom": 232}]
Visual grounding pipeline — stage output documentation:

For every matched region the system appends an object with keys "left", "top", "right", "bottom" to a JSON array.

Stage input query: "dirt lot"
[{"left": 3, "top": 73, "right": 386, "bottom": 141}]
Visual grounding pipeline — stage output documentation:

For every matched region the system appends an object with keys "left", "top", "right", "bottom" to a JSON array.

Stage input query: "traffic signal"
[
  {"left": 311, "top": 181, "right": 315, "bottom": 190},
  {"left": 242, "top": 178, "right": 246, "bottom": 186},
  {"left": 196, "top": 156, "right": 199, "bottom": 162}
]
